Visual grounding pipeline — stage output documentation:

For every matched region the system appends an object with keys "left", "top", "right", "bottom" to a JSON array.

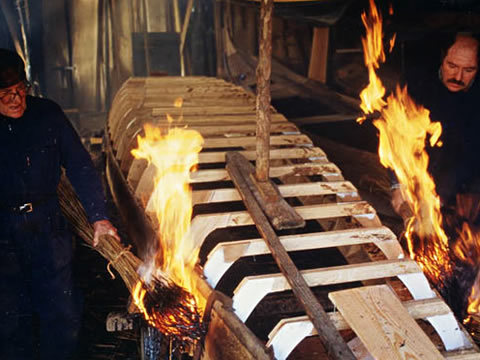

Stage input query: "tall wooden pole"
[{"left": 255, "top": 0, "right": 273, "bottom": 182}]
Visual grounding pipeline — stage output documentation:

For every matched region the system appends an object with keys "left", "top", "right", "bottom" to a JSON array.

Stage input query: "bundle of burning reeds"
[{"left": 57, "top": 176, "right": 205, "bottom": 345}]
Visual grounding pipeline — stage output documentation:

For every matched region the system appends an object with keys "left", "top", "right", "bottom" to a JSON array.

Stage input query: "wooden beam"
[
  {"left": 192, "top": 162, "right": 342, "bottom": 183},
  {"left": 173, "top": 0, "right": 181, "bottom": 33},
  {"left": 197, "top": 147, "right": 325, "bottom": 164},
  {"left": 308, "top": 27, "right": 330, "bottom": 84},
  {"left": 235, "top": 259, "right": 421, "bottom": 297},
  {"left": 193, "top": 180, "right": 357, "bottom": 206},
  {"left": 203, "top": 226, "right": 394, "bottom": 287},
  {"left": 226, "top": 150, "right": 355, "bottom": 360},
  {"left": 180, "top": 0, "right": 194, "bottom": 76},
  {"left": 256, "top": 0, "right": 274, "bottom": 182}
]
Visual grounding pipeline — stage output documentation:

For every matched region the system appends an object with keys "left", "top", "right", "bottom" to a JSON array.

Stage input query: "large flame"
[
  {"left": 132, "top": 122, "right": 204, "bottom": 297},
  {"left": 130, "top": 102, "right": 206, "bottom": 328},
  {"left": 358, "top": 0, "right": 480, "bottom": 316}
]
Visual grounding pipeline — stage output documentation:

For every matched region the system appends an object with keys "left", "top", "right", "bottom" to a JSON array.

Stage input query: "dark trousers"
[{"left": 0, "top": 206, "right": 82, "bottom": 360}]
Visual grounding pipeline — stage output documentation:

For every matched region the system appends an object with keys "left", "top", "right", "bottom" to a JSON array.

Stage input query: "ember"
[
  {"left": 358, "top": 0, "right": 480, "bottom": 322},
  {"left": 132, "top": 279, "right": 204, "bottom": 343}
]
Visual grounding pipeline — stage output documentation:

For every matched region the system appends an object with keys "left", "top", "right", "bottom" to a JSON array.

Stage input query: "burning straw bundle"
[{"left": 57, "top": 176, "right": 205, "bottom": 344}]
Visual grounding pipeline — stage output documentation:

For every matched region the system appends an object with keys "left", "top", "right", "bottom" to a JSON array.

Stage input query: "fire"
[
  {"left": 357, "top": 0, "right": 386, "bottom": 120},
  {"left": 358, "top": 0, "right": 480, "bottom": 317},
  {"left": 130, "top": 101, "right": 206, "bottom": 338}
]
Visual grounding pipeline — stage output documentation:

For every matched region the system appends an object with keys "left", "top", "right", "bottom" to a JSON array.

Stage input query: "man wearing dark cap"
[{"left": 0, "top": 48, "right": 120, "bottom": 359}]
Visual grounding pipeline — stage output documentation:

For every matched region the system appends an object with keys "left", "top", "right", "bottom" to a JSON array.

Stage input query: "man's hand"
[{"left": 93, "top": 219, "right": 120, "bottom": 247}]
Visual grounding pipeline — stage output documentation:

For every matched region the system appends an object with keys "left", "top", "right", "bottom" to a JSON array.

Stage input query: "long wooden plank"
[
  {"left": 198, "top": 147, "right": 324, "bottom": 164},
  {"left": 201, "top": 134, "right": 312, "bottom": 149},
  {"left": 193, "top": 180, "right": 357, "bottom": 205},
  {"left": 150, "top": 112, "right": 289, "bottom": 123},
  {"left": 266, "top": 297, "right": 457, "bottom": 360},
  {"left": 203, "top": 226, "right": 395, "bottom": 287},
  {"left": 115, "top": 125, "right": 305, "bottom": 164},
  {"left": 268, "top": 296, "right": 452, "bottom": 338},
  {"left": 127, "top": 148, "right": 329, "bottom": 191},
  {"left": 235, "top": 259, "right": 421, "bottom": 296},
  {"left": 135, "top": 162, "right": 343, "bottom": 199},
  {"left": 187, "top": 202, "right": 376, "bottom": 248},
  {"left": 208, "top": 227, "right": 395, "bottom": 264},
  {"left": 192, "top": 122, "right": 300, "bottom": 136},
  {"left": 189, "top": 163, "right": 342, "bottom": 183},
  {"left": 329, "top": 285, "right": 443, "bottom": 360},
  {"left": 226, "top": 148, "right": 355, "bottom": 360}
]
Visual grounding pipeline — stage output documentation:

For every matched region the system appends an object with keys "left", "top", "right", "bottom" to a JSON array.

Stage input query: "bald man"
[{"left": 391, "top": 33, "right": 480, "bottom": 216}]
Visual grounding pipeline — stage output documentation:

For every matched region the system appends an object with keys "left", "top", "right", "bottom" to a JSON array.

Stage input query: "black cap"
[{"left": 0, "top": 48, "right": 26, "bottom": 89}]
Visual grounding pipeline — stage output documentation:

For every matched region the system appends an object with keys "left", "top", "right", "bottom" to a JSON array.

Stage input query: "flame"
[
  {"left": 130, "top": 101, "right": 206, "bottom": 334},
  {"left": 131, "top": 122, "right": 204, "bottom": 297},
  {"left": 357, "top": 0, "right": 386, "bottom": 121},
  {"left": 358, "top": 0, "right": 458, "bottom": 299}
]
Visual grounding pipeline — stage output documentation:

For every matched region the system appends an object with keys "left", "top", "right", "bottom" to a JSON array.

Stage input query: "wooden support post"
[
  {"left": 173, "top": 0, "right": 181, "bottom": 33},
  {"left": 256, "top": 0, "right": 273, "bottom": 182},
  {"left": 226, "top": 152, "right": 355, "bottom": 360},
  {"left": 180, "top": 0, "right": 194, "bottom": 76}
]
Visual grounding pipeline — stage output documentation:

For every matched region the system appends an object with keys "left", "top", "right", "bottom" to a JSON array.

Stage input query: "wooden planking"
[
  {"left": 190, "top": 163, "right": 343, "bottom": 183},
  {"left": 191, "top": 122, "right": 300, "bottom": 136},
  {"left": 197, "top": 147, "right": 325, "bottom": 164},
  {"left": 201, "top": 134, "right": 312, "bottom": 149},
  {"left": 135, "top": 162, "right": 343, "bottom": 202},
  {"left": 206, "top": 227, "right": 396, "bottom": 265},
  {"left": 268, "top": 296, "right": 452, "bottom": 338},
  {"left": 116, "top": 127, "right": 307, "bottom": 164},
  {"left": 193, "top": 180, "right": 358, "bottom": 206},
  {"left": 235, "top": 260, "right": 422, "bottom": 296},
  {"left": 150, "top": 111, "right": 288, "bottom": 122},
  {"left": 187, "top": 202, "right": 376, "bottom": 248},
  {"left": 127, "top": 146, "right": 328, "bottom": 192},
  {"left": 203, "top": 226, "right": 396, "bottom": 287},
  {"left": 329, "top": 285, "right": 443, "bottom": 360}
]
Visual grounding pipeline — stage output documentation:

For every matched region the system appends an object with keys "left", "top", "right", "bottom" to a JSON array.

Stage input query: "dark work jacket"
[
  {"left": 406, "top": 67, "right": 480, "bottom": 205},
  {"left": 0, "top": 96, "right": 108, "bottom": 270}
]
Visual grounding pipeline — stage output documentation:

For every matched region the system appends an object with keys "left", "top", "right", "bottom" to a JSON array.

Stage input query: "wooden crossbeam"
[
  {"left": 114, "top": 122, "right": 302, "bottom": 161},
  {"left": 192, "top": 180, "right": 357, "bottom": 205},
  {"left": 198, "top": 147, "right": 324, "bottom": 164},
  {"left": 187, "top": 201, "right": 376, "bottom": 247},
  {"left": 134, "top": 162, "right": 343, "bottom": 200},
  {"left": 150, "top": 111, "right": 289, "bottom": 122},
  {"left": 235, "top": 259, "right": 421, "bottom": 296},
  {"left": 203, "top": 226, "right": 395, "bottom": 288},
  {"left": 189, "top": 162, "right": 343, "bottom": 183},
  {"left": 201, "top": 134, "right": 312, "bottom": 149}
]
